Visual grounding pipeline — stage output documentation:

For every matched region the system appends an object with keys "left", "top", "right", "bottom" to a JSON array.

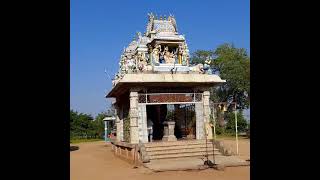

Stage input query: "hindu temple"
[{"left": 106, "top": 13, "right": 229, "bottom": 164}]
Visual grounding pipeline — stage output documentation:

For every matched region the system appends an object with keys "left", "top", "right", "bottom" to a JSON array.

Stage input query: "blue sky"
[{"left": 70, "top": 0, "right": 250, "bottom": 117}]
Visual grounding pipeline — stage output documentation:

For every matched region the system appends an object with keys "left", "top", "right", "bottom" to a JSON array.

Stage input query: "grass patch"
[{"left": 70, "top": 138, "right": 104, "bottom": 144}]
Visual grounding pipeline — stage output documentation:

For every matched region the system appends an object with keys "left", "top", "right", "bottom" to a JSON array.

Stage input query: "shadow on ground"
[{"left": 70, "top": 146, "right": 79, "bottom": 151}]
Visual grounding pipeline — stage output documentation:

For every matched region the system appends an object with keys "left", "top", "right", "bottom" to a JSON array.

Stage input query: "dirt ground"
[
  {"left": 218, "top": 137, "right": 250, "bottom": 161},
  {"left": 70, "top": 139, "right": 250, "bottom": 180}
]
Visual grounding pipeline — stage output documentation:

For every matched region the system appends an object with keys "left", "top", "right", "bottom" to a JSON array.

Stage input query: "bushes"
[
  {"left": 215, "top": 124, "right": 225, "bottom": 135},
  {"left": 225, "top": 110, "right": 248, "bottom": 134},
  {"left": 70, "top": 110, "right": 114, "bottom": 141},
  {"left": 211, "top": 110, "right": 248, "bottom": 136}
]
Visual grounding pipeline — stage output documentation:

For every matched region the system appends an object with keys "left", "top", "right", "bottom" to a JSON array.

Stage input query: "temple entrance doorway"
[{"left": 146, "top": 104, "right": 196, "bottom": 141}]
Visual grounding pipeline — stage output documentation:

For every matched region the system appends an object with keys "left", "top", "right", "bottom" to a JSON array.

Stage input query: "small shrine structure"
[{"left": 106, "top": 13, "right": 226, "bottom": 146}]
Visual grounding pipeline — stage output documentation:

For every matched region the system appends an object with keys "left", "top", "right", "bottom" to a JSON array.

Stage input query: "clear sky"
[{"left": 70, "top": 0, "right": 250, "bottom": 117}]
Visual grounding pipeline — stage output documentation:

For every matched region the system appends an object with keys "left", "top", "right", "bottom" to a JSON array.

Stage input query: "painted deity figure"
[
  {"left": 152, "top": 44, "right": 161, "bottom": 64},
  {"left": 163, "top": 46, "right": 175, "bottom": 64},
  {"left": 137, "top": 52, "right": 148, "bottom": 71},
  {"left": 182, "top": 51, "right": 187, "bottom": 66},
  {"left": 181, "top": 44, "right": 189, "bottom": 66},
  {"left": 168, "top": 14, "right": 178, "bottom": 32},
  {"left": 178, "top": 44, "right": 183, "bottom": 64},
  {"left": 126, "top": 54, "right": 136, "bottom": 72},
  {"left": 203, "top": 59, "right": 212, "bottom": 74}
]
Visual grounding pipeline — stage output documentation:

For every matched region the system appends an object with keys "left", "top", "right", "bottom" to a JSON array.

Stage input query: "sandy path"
[{"left": 71, "top": 140, "right": 250, "bottom": 180}]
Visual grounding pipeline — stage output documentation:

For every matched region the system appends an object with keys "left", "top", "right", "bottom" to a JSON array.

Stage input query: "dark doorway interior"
[
  {"left": 146, "top": 104, "right": 196, "bottom": 141},
  {"left": 146, "top": 105, "right": 166, "bottom": 140}
]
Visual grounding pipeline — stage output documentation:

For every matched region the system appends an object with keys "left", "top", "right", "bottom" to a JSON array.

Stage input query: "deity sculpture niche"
[
  {"left": 137, "top": 52, "right": 148, "bottom": 72},
  {"left": 162, "top": 46, "right": 176, "bottom": 64}
]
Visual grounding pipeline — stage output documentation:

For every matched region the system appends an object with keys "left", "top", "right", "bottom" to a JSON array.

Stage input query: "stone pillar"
[
  {"left": 195, "top": 103, "right": 204, "bottom": 139},
  {"left": 203, "top": 91, "right": 213, "bottom": 140},
  {"left": 119, "top": 119, "right": 124, "bottom": 141},
  {"left": 119, "top": 105, "right": 124, "bottom": 141},
  {"left": 138, "top": 104, "right": 148, "bottom": 143},
  {"left": 115, "top": 105, "right": 121, "bottom": 142},
  {"left": 129, "top": 91, "right": 139, "bottom": 144}
]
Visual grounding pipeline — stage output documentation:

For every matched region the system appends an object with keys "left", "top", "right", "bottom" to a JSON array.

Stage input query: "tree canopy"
[
  {"left": 190, "top": 43, "right": 250, "bottom": 110},
  {"left": 190, "top": 50, "right": 214, "bottom": 65},
  {"left": 213, "top": 43, "right": 250, "bottom": 109},
  {"left": 70, "top": 108, "right": 115, "bottom": 139}
]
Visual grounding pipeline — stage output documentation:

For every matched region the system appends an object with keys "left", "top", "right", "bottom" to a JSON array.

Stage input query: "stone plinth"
[{"left": 162, "top": 121, "right": 177, "bottom": 141}]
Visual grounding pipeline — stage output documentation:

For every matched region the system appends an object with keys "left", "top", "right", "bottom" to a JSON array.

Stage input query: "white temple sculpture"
[{"left": 112, "top": 13, "right": 218, "bottom": 86}]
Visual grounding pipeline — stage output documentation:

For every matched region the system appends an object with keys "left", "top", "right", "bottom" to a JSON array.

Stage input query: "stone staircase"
[{"left": 143, "top": 140, "right": 222, "bottom": 161}]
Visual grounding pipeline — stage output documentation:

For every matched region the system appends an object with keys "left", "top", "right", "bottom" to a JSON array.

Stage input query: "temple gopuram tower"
[{"left": 106, "top": 13, "right": 225, "bottom": 145}]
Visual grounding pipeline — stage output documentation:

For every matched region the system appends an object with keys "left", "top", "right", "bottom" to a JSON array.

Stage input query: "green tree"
[
  {"left": 212, "top": 43, "right": 250, "bottom": 109},
  {"left": 190, "top": 44, "right": 250, "bottom": 110},
  {"left": 70, "top": 110, "right": 94, "bottom": 138},
  {"left": 191, "top": 43, "right": 250, "bottom": 131},
  {"left": 190, "top": 50, "right": 213, "bottom": 65},
  {"left": 225, "top": 110, "right": 248, "bottom": 134},
  {"left": 70, "top": 107, "right": 117, "bottom": 140}
]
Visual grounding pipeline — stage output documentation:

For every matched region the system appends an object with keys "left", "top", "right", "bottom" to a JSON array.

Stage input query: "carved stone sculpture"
[
  {"left": 163, "top": 46, "right": 175, "bottom": 64},
  {"left": 137, "top": 52, "right": 147, "bottom": 72},
  {"left": 168, "top": 15, "right": 178, "bottom": 32},
  {"left": 126, "top": 55, "right": 136, "bottom": 72},
  {"left": 152, "top": 44, "right": 161, "bottom": 64},
  {"left": 181, "top": 43, "right": 189, "bottom": 66},
  {"left": 189, "top": 64, "right": 204, "bottom": 73}
]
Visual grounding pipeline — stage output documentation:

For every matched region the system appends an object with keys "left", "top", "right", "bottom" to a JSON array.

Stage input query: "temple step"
[
  {"left": 147, "top": 148, "right": 221, "bottom": 156},
  {"left": 149, "top": 151, "right": 221, "bottom": 160},
  {"left": 143, "top": 140, "right": 222, "bottom": 160},
  {"left": 146, "top": 144, "right": 218, "bottom": 151},
  {"left": 144, "top": 139, "right": 213, "bottom": 148}
]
